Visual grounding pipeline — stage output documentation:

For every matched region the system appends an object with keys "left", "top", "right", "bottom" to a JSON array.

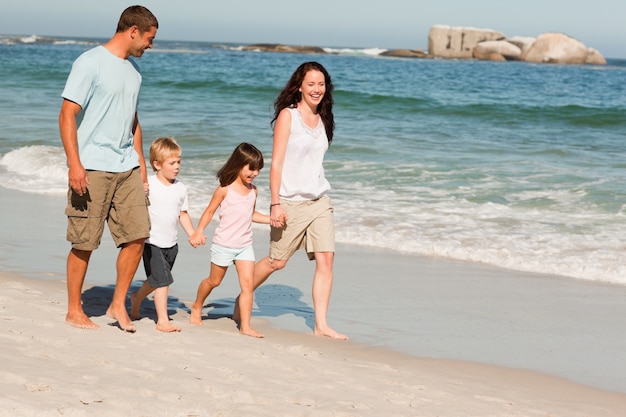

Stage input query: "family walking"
[{"left": 59, "top": 5, "right": 347, "bottom": 340}]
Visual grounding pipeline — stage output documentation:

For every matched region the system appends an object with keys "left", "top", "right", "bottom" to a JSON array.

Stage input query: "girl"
[{"left": 189, "top": 142, "right": 268, "bottom": 338}]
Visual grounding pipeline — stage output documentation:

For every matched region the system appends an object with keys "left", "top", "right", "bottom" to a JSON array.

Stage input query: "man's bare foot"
[
  {"left": 129, "top": 292, "right": 141, "bottom": 321},
  {"left": 240, "top": 327, "right": 264, "bottom": 338},
  {"left": 156, "top": 322, "right": 181, "bottom": 332},
  {"left": 314, "top": 326, "right": 348, "bottom": 340},
  {"left": 189, "top": 304, "right": 203, "bottom": 325},
  {"left": 106, "top": 307, "right": 136, "bottom": 333},
  {"left": 66, "top": 312, "right": 100, "bottom": 330}
]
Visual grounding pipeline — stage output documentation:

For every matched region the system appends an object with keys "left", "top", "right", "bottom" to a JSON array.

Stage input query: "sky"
[{"left": 2, "top": 0, "right": 625, "bottom": 58}]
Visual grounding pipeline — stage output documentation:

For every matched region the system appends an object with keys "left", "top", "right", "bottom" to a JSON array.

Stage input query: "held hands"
[
  {"left": 270, "top": 205, "right": 287, "bottom": 228},
  {"left": 189, "top": 231, "right": 207, "bottom": 248}
]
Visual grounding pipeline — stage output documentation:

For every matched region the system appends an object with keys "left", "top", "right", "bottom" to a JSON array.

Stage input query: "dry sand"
[{"left": 1, "top": 272, "right": 625, "bottom": 417}]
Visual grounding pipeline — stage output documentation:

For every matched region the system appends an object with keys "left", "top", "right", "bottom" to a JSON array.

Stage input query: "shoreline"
[
  {"left": 2, "top": 271, "right": 626, "bottom": 416},
  {"left": 2, "top": 188, "right": 626, "bottom": 396}
]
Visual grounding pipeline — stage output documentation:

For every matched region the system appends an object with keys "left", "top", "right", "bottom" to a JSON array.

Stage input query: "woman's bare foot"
[
  {"left": 66, "top": 312, "right": 99, "bottom": 330},
  {"left": 189, "top": 304, "right": 203, "bottom": 325},
  {"left": 314, "top": 325, "right": 348, "bottom": 340},
  {"left": 106, "top": 307, "right": 136, "bottom": 333},
  {"left": 240, "top": 327, "right": 264, "bottom": 338},
  {"left": 156, "top": 321, "right": 181, "bottom": 332}
]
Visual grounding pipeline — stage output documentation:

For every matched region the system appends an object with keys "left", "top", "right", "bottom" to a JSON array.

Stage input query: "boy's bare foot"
[
  {"left": 156, "top": 322, "right": 181, "bottom": 332},
  {"left": 189, "top": 304, "right": 203, "bottom": 325},
  {"left": 106, "top": 307, "right": 136, "bottom": 333},
  {"left": 240, "top": 327, "right": 264, "bottom": 338},
  {"left": 314, "top": 325, "right": 348, "bottom": 340},
  {"left": 129, "top": 292, "right": 141, "bottom": 321},
  {"left": 66, "top": 312, "right": 100, "bottom": 330}
]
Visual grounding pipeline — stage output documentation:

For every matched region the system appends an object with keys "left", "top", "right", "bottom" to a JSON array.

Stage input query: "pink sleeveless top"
[{"left": 212, "top": 185, "right": 256, "bottom": 248}]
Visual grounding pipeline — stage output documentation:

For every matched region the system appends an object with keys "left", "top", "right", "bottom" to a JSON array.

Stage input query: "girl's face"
[
  {"left": 154, "top": 154, "right": 181, "bottom": 184},
  {"left": 238, "top": 164, "right": 260, "bottom": 186},
  {"left": 299, "top": 70, "right": 326, "bottom": 108}
]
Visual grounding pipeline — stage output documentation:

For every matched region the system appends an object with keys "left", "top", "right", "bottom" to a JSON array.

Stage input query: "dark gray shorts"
[{"left": 142, "top": 243, "right": 178, "bottom": 288}]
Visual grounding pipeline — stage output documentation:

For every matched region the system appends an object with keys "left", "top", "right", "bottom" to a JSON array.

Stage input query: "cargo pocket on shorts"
[{"left": 65, "top": 192, "right": 90, "bottom": 244}]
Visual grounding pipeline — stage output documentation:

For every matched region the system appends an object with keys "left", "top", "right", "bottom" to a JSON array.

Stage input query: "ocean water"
[{"left": 1, "top": 34, "right": 626, "bottom": 285}]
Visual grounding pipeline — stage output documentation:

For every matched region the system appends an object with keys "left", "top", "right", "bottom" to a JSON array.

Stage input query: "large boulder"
[
  {"left": 473, "top": 40, "right": 522, "bottom": 61},
  {"left": 428, "top": 25, "right": 506, "bottom": 59},
  {"left": 521, "top": 33, "right": 593, "bottom": 64},
  {"left": 241, "top": 43, "right": 326, "bottom": 54},
  {"left": 380, "top": 48, "right": 429, "bottom": 58}
]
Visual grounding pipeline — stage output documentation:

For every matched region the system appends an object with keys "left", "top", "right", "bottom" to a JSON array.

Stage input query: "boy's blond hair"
[{"left": 149, "top": 137, "right": 181, "bottom": 171}]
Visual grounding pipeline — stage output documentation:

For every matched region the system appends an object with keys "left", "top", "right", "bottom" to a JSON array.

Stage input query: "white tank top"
[{"left": 279, "top": 107, "right": 331, "bottom": 201}]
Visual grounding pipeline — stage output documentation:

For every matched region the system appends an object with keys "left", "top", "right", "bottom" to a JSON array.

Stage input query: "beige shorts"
[
  {"left": 65, "top": 168, "right": 150, "bottom": 251},
  {"left": 269, "top": 195, "right": 335, "bottom": 261}
]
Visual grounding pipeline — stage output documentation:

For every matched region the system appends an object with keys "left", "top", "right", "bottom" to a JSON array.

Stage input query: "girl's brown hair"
[{"left": 217, "top": 142, "right": 264, "bottom": 186}]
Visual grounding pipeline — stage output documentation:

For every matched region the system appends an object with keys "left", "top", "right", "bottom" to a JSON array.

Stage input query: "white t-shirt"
[
  {"left": 279, "top": 107, "right": 331, "bottom": 201},
  {"left": 145, "top": 175, "right": 189, "bottom": 248}
]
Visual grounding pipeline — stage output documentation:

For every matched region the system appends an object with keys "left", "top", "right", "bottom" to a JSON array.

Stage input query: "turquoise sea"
[
  {"left": 2, "top": 34, "right": 626, "bottom": 285},
  {"left": 3, "top": 35, "right": 626, "bottom": 393}
]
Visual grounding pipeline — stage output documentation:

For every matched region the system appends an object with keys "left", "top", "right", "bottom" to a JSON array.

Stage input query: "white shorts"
[{"left": 210, "top": 243, "right": 255, "bottom": 266}]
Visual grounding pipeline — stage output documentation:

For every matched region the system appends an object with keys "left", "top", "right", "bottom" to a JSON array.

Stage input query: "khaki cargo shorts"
[
  {"left": 65, "top": 168, "right": 150, "bottom": 251},
  {"left": 269, "top": 195, "right": 335, "bottom": 261}
]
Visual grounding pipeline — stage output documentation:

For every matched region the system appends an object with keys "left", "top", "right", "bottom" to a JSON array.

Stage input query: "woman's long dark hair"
[
  {"left": 271, "top": 61, "right": 335, "bottom": 143},
  {"left": 216, "top": 142, "right": 264, "bottom": 187}
]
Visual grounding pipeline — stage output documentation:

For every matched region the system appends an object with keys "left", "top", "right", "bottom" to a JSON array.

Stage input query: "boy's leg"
[
  {"left": 130, "top": 280, "right": 154, "bottom": 320},
  {"left": 190, "top": 263, "right": 228, "bottom": 325},
  {"left": 234, "top": 260, "right": 263, "bottom": 338},
  {"left": 153, "top": 286, "right": 180, "bottom": 332}
]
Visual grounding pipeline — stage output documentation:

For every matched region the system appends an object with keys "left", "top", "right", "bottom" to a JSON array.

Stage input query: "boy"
[{"left": 130, "top": 137, "right": 200, "bottom": 332}]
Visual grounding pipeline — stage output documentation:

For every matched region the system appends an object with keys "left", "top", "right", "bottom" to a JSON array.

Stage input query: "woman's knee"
[{"left": 268, "top": 258, "right": 288, "bottom": 271}]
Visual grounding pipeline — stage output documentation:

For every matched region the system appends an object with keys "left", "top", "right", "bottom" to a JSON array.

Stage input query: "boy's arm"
[{"left": 178, "top": 211, "right": 195, "bottom": 237}]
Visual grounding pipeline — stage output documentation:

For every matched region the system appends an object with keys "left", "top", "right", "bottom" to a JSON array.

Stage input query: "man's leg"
[
  {"left": 106, "top": 238, "right": 145, "bottom": 332},
  {"left": 65, "top": 248, "right": 97, "bottom": 329}
]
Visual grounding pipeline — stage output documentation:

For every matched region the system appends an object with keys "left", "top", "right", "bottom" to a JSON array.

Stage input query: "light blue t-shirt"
[{"left": 61, "top": 46, "right": 142, "bottom": 172}]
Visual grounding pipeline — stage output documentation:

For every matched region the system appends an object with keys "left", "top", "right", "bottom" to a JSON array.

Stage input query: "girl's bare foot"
[
  {"left": 156, "top": 321, "right": 181, "bottom": 332},
  {"left": 66, "top": 312, "right": 100, "bottom": 330},
  {"left": 189, "top": 304, "right": 203, "bottom": 325}
]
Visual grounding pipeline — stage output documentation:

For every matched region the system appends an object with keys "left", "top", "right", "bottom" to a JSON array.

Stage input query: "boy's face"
[{"left": 154, "top": 155, "right": 181, "bottom": 184}]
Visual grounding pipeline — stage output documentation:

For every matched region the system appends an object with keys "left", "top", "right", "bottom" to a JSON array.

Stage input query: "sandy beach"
[
  {"left": 2, "top": 188, "right": 626, "bottom": 416},
  {"left": 1, "top": 272, "right": 626, "bottom": 417}
]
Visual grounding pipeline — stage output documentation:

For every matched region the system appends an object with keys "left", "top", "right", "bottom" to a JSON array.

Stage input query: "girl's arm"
[
  {"left": 189, "top": 186, "right": 227, "bottom": 246},
  {"left": 252, "top": 187, "right": 270, "bottom": 224},
  {"left": 269, "top": 108, "right": 291, "bottom": 227}
]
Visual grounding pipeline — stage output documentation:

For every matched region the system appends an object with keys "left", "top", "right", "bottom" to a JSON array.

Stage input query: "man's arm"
[{"left": 59, "top": 99, "right": 88, "bottom": 196}]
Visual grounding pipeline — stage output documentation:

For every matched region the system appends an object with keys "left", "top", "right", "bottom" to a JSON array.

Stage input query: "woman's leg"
[{"left": 312, "top": 252, "right": 347, "bottom": 340}]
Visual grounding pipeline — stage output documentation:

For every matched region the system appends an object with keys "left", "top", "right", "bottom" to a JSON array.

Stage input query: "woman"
[{"left": 237, "top": 61, "right": 347, "bottom": 340}]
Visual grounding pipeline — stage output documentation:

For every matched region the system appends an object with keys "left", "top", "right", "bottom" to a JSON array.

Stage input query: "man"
[{"left": 59, "top": 5, "right": 158, "bottom": 331}]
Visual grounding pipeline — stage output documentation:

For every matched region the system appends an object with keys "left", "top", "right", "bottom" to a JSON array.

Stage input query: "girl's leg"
[
  {"left": 234, "top": 260, "right": 264, "bottom": 338},
  {"left": 153, "top": 285, "right": 180, "bottom": 332},
  {"left": 232, "top": 256, "right": 287, "bottom": 323},
  {"left": 190, "top": 263, "right": 227, "bottom": 325},
  {"left": 312, "top": 252, "right": 348, "bottom": 340}
]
